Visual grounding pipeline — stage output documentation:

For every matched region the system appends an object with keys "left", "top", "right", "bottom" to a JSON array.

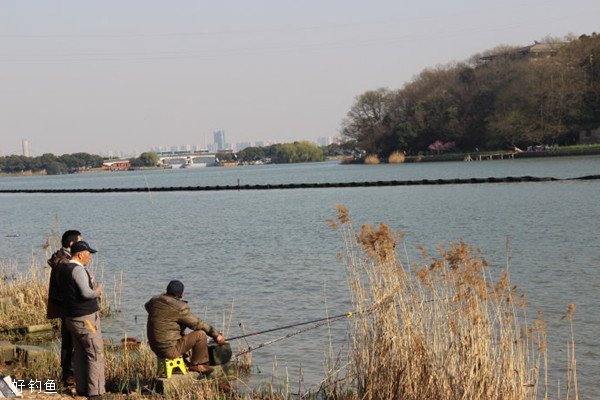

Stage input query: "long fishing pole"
[
  {"left": 226, "top": 311, "right": 354, "bottom": 342},
  {"left": 227, "top": 294, "right": 401, "bottom": 342},
  {"left": 227, "top": 297, "right": 450, "bottom": 357},
  {"left": 231, "top": 296, "right": 445, "bottom": 357},
  {"left": 235, "top": 312, "right": 352, "bottom": 357}
]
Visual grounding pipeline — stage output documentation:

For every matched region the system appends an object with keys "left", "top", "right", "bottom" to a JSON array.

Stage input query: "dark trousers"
[{"left": 60, "top": 318, "right": 74, "bottom": 383}]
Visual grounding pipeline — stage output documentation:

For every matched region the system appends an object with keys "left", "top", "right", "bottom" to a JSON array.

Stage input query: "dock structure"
[
  {"left": 159, "top": 153, "right": 217, "bottom": 168},
  {"left": 473, "top": 152, "right": 516, "bottom": 161}
]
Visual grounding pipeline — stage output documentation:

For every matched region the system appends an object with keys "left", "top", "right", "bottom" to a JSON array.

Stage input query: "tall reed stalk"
[{"left": 326, "top": 205, "right": 569, "bottom": 400}]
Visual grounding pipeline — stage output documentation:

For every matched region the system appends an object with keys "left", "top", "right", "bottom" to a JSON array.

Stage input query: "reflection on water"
[{"left": 1, "top": 156, "right": 599, "bottom": 398}]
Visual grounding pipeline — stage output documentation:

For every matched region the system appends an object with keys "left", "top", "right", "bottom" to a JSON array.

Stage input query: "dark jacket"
[
  {"left": 56, "top": 262, "right": 100, "bottom": 318},
  {"left": 145, "top": 294, "right": 219, "bottom": 358},
  {"left": 46, "top": 248, "right": 71, "bottom": 319}
]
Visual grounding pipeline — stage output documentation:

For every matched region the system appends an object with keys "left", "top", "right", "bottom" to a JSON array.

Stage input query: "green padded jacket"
[{"left": 145, "top": 293, "right": 219, "bottom": 358}]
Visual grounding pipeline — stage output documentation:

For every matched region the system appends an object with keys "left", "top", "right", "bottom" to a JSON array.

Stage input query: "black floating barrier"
[{"left": 1, "top": 175, "right": 599, "bottom": 194}]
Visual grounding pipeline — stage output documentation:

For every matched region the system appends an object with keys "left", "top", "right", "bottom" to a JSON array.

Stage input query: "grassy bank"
[
  {"left": 339, "top": 144, "right": 600, "bottom": 164},
  {"left": 404, "top": 144, "right": 600, "bottom": 163}
]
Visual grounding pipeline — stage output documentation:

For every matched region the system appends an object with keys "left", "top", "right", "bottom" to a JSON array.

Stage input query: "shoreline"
[
  {"left": 402, "top": 146, "right": 600, "bottom": 163},
  {"left": 1, "top": 147, "right": 599, "bottom": 177}
]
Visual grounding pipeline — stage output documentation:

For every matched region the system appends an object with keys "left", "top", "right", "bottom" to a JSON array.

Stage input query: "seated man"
[{"left": 145, "top": 280, "right": 225, "bottom": 374}]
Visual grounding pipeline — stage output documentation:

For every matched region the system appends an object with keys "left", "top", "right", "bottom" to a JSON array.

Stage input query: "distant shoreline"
[
  {"left": 337, "top": 146, "right": 600, "bottom": 164},
  {"left": 402, "top": 146, "right": 600, "bottom": 163},
  {"left": 1, "top": 148, "right": 599, "bottom": 177},
  {"left": 0, "top": 170, "right": 46, "bottom": 177}
]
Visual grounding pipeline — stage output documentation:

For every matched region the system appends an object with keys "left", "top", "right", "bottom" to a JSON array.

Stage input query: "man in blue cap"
[{"left": 145, "top": 280, "right": 225, "bottom": 374}]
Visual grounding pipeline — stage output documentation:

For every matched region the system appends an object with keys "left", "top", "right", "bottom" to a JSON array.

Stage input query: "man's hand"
[
  {"left": 215, "top": 334, "right": 225, "bottom": 345},
  {"left": 96, "top": 286, "right": 103, "bottom": 297}
]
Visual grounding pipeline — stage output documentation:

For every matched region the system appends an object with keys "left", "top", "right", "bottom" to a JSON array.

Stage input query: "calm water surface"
[{"left": 1, "top": 156, "right": 599, "bottom": 398}]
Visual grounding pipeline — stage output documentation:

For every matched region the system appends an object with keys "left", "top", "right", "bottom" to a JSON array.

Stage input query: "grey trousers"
[{"left": 65, "top": 311, "right": 105, "bottom": 397}]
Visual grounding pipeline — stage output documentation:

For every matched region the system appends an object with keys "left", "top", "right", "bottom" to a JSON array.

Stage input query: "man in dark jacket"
[
  {"left": 145, "top": 280, "right": 225, "bottom": 374},
  {"left": 47, "top": 229, "right": 81, "bottom": 387}
]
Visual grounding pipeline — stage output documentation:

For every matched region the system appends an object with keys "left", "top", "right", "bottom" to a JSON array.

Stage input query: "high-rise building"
[
  {"left": 317, "top": 136, "right": 334, "bottom": 146},
  {"left": 213, "top": 129, "right": 226, "bottom": 151},
  {"left": 22, "top": 139, "right": 31, "bottom": 157}
]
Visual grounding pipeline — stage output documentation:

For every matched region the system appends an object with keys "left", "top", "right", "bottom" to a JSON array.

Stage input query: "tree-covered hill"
[
  {"left": 0, "top": 152, "right": 104, "bottom": 174},
  {"left": 342, "top": 33, "right": 600, "bottom": 158}
]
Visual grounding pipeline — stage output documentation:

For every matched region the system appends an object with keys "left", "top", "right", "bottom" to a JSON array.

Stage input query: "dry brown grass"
[
  {"left": 104, "top": 340, "right": 158, "bottom": 392},
  {"left": 387, "top": 151, "right": 406, "bottom": 164},
  {"left": 12, "top": 338, "right": 297, "bottom": 399},
  {"left": 0, "top": 260, "right": 51, "bottom": 331},
  {"left": 363, "top": 155, "right": 380, "bottom": 164},
  {"left": 0, "top": 258, "right": 119, "bottom": 335},
  {"left": 323, "top": 205, "right": 578, "bottom": 400}
]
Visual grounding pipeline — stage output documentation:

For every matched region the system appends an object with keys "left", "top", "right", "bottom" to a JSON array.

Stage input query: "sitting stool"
[{"left": 157, "top": 356, "right": 187, "bottom": 378}]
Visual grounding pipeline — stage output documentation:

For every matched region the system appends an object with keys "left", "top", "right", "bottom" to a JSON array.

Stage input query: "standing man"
[
  {"left": 145, "top": 280, "right": 226, "bottom": 374},
  {"left": 47, "top": 229, "right": 81, "bottom": 388},
  {"left": 57, "top": 240, "right": 105, "bottom": 399}
]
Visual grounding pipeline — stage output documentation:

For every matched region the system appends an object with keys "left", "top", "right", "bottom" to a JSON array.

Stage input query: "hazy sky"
[{"left": 1, "top": 0, "right": 598, "bottom": 156}]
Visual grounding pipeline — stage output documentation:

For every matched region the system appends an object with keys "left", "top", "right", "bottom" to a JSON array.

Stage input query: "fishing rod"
[
  {"left": 230, "top": 296, "right": 445, "bottom": 357},
  {"left": 235, "top": 312, "right": 352, "bottom": 357},
  {"left": 227, "top": 294, "right": 401, "bottom": 343},
  {"left": 226, "top": 311, "right": 355, "bottom": 342}
]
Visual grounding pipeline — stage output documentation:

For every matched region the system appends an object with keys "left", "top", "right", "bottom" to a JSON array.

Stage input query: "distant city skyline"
[
  {"left": 0, "top": 131, "right": 338, "bottom": 158},
  {"left": 2, "top": 1, "right": 599, "bottom": 156},
  {"left": 0, "top": 133, "right": 339, "bottom": 159}
]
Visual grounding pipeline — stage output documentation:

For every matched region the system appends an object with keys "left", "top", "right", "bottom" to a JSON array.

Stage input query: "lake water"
[{"left": 1, "top": 156, "right": 599, "bottom": 398}]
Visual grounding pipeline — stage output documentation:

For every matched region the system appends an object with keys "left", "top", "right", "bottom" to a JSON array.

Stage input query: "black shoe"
[{"left": 62, "top": 375, "right": 76, "bottom": 386}]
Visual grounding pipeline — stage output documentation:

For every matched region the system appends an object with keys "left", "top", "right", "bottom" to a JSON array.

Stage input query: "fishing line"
[
  {"left": 229, "top": 295, "right": 450, "bottom": 356},
  {"left": 226, "top": 311, "right": 354, "bottom": 342},
  {"left": 143, "top": 175, "right": 155, "bottom": 207},
  {"left": 235, "top": 313, "right": 352, "bottom": 358}
]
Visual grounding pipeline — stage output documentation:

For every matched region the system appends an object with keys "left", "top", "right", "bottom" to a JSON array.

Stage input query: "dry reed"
[
  {"left": 387, "top": 151, "right": 406, "bottom": 164},
  {"left": 363, "top": 155, "right": 380, "bottom": 164},
  {"left": 324, "top": 205, "right": 578, "bottom": 400},
  {"left": 0, "top": 260, "right": 51, "bottom": 331}
]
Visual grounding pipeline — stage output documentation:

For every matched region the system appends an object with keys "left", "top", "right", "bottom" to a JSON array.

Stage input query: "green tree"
[
  {"left": 130, "top": 151, "right": 160, "bottom": 167},
  {"left": 3, "top": 155, "right": 26, "bottom": 172},
  {"left": 294, "top": 141, "right": 324, "bottom": 162},
  {"left": 45, "top": 161, "right": 68, "bottom": 175},
  {"left": 237, "top": 146, "right": 266, "bottom": 161},
  {"left": 268, "top": 142, "right": 323, "bottom": 163}
]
